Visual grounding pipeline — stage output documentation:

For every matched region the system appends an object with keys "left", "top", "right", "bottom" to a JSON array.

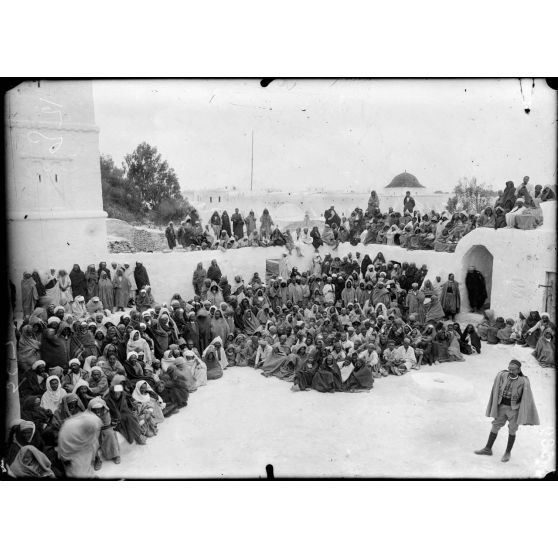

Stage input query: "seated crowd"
[
  {"left": 352, "top": 180, "right": 551, "bottom": 254},
  {"left": 163, "top": 179, "right": 554, "bottom": 256},
  {"left": 9, "top": 246, "right": 554, "bottom": 479},
  {"left": 477, "top": 309, "right": 555, "bottom": 367}
]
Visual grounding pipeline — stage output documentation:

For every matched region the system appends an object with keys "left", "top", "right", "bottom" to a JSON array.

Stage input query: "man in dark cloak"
[
  {"left": 465, "top": 266, "right": 487, "bottom": 312},
  {"left": 165, "top": 222, "right": 176, "bottom": 249},
  {"left": 403, "top": 191, "right": 415, "bottom": 214},
  {"left": 134, "top": 262, "right": 151, "bottom": 292},
  {"left": 196, "top": 306, "right": 212, "bottom": 353},
  {"left": 221, "top": 210, "right": 232, "bottom": 237},
  {"left": 231, "top": 208, "right": 245, "bottom": 239},
  {"left": 324, "top": 206, "right": 341, "bottom": 228},
  {"left": 497, "top": 181, "right": 516, "bottom": 211},
  {"left": 69, "top": 265, "right": 87, "bottom": 299}
]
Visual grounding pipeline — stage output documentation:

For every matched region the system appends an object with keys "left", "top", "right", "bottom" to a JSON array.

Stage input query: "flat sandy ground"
[{"left": 98, "top": 340, "right": 555, "bottom": 479}]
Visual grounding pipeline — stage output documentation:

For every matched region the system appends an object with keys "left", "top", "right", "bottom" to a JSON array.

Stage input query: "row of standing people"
[{"left": 20, "top": 261, "right": 151, "bottom": 317}]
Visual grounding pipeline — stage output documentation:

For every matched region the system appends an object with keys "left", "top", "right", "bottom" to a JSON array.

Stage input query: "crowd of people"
[
  {"left": 164, "top": 208, "right": 310, "bottom": 252},
  {"left": 163, "top": 178, "right": 554, "bottom": 254},
  {"left": 8, "top": 245, "right": 555, "bottom": 478}
]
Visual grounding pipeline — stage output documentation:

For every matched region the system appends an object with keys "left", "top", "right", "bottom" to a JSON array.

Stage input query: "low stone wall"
[
  {"left": 107, "top": 218, "right": 167, "bottom": 253},
  {"left": 131, "top": 228, "right": 167, "bottom": 252},
  {"left": 108, "top": 238, "right": 134, "bottom": 253}
]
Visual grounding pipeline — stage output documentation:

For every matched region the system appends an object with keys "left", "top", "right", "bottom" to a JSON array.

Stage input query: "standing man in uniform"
[{"left": 474, "top": 359, "right": 539, "bottom": 462}]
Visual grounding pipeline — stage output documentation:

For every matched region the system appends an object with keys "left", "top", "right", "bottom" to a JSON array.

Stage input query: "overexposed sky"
[{"left": 92, "top": 79, "right": 556, "bottom": 193}]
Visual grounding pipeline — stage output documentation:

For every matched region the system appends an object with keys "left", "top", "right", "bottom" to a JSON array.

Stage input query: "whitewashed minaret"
[{"left": 6, "top": 80, "right": 108, "bottom": 309}]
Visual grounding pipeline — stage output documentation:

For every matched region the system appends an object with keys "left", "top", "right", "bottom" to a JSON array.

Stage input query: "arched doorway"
[{"left": 463, "top": 245, "right": 494, "bottom": 310}]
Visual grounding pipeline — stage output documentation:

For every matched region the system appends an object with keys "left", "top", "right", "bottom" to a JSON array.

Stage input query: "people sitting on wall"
[{"left": 151, "top": 177, "right": 556, "bottom": 255}]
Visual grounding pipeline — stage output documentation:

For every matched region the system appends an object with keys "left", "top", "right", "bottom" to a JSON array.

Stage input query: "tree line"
[
  {"left": 102, "top": 145, "right": 497, "bottom": 225},
  {"left": 101, "top": 142, "right": 198, "bottom": 225}
]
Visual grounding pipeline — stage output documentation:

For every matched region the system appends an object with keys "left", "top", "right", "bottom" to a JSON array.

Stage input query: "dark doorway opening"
[{"left": 463, "top": 245, "right": 494, "bottom": 311}]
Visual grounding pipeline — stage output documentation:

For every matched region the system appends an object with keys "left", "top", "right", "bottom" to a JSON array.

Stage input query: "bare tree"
[{"left": 446, "top": 177, "right": 498, "bottom": 214}]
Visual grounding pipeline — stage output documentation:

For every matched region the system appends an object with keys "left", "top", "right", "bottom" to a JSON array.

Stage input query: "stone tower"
[{"left": 5, "top": 80, "right": 107, "bottom": 309}]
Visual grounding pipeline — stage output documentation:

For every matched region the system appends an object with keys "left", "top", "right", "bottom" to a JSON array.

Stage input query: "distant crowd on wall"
[
  {"left": 9, "top": 246, "right": 554, "bottom": 478},
  {"left": 164, "top": 176, "right": 555, "bottom": 253}
]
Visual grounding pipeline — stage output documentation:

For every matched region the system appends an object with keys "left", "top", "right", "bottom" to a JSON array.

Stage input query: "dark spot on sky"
[
  {"left": 67, "top": 242, "right": 70, "bottom": 245},
  {"left": 24, "top": 214, "right": 28, "bottom": 219},
  {"left": 524, "top": 108, "right": 530, "bottom": 114},
  {"left": 302, "top": 109, "right": 306, "bottom": 112}
]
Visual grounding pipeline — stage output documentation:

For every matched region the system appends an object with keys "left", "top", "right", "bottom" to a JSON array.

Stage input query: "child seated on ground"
[{"left": 496, "top": 318, "right": 516, "bottom": 344}]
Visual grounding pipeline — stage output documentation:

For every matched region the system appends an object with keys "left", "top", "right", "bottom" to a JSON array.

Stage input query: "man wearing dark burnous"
[{"left": 474, "top": 359, "right": 539, "bottom": 462}]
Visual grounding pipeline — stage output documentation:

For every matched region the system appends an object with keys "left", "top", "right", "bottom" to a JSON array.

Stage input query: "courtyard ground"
[{"left": 98, "top": 341, "right": 555, "bottom": 479}]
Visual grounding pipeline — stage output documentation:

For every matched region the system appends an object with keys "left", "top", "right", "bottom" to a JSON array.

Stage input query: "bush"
[
  {"left": 150, "top": 197, "right": 200, "bottom": 226},
  {"left": 104, "top": 200, "right": 146, "bottom": 225}
]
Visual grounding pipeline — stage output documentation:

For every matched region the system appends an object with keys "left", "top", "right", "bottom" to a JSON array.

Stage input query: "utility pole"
[{"left": 250, "top": 130, "right": 254, "bottom": 192}]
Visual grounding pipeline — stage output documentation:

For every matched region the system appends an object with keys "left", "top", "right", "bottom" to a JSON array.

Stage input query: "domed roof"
[{"left": 385, "top": 172, "right": 425, "bottom": 189}]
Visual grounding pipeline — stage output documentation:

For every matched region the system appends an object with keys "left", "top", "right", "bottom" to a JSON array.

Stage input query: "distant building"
[
  {"left": 384, "top": 171, "right": 426, "bottom": 189},
  {"left": 184, "top": 188, "right": 232, "bottom": 205}
]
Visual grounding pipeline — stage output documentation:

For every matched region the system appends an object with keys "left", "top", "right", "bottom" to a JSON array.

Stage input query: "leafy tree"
[
  {"left": 101, "top": 145, "right": 199, "bottom": 226},
  {"left": 123, "top": 142, "right": 182, "bottom": 211},
  {"left": 100, "top": 154, "right": 143, "bottom": 217},
  {"left": 446, "top": 177, "right": 498, "bottom": 214}
]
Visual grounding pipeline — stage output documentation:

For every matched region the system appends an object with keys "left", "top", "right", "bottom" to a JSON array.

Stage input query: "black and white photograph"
[{"left": 2, "top": 77, "right": 556, "bottom": 480}]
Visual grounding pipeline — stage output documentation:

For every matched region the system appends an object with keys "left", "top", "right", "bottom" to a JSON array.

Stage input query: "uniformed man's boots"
[
  {"left": 501, "top": 435, "right": 516, "bottom": 462},
  {"left": 474, "top": 431, "right": 497, "bottom": 456}
]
